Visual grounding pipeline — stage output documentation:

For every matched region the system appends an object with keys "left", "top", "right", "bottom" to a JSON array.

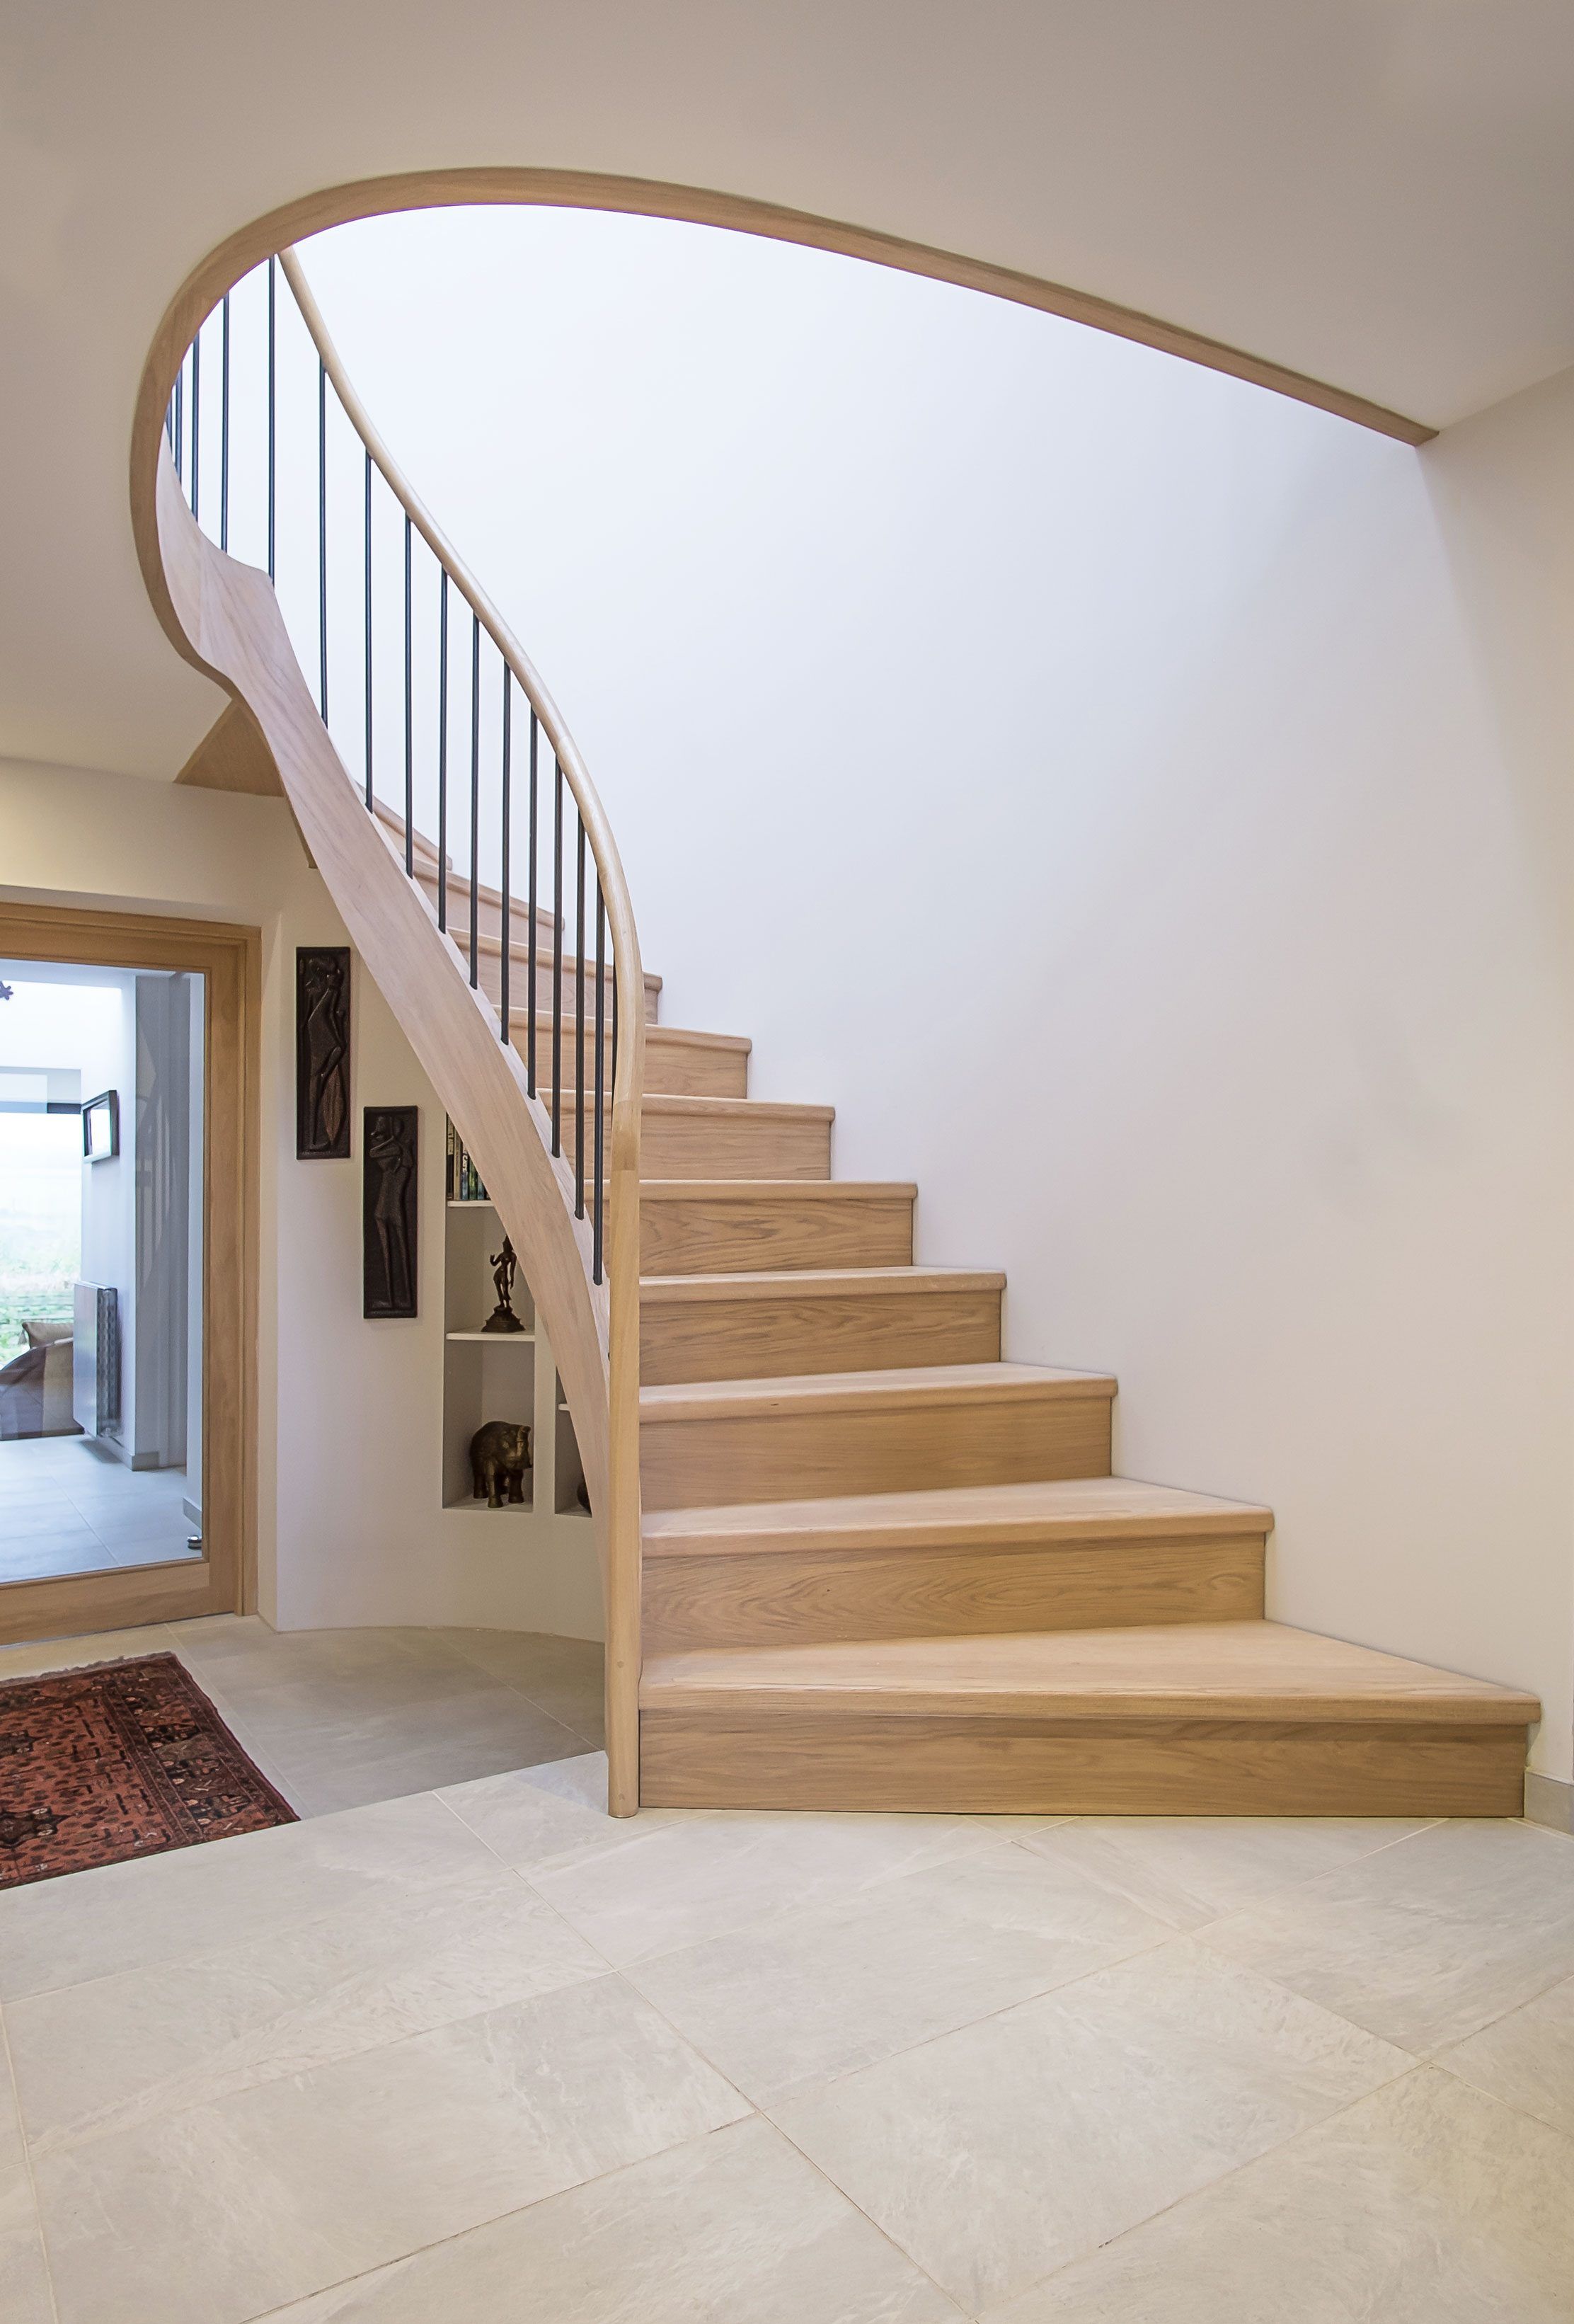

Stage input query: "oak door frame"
[{"left": 0, "top": 900, "right": 261, "bottom": 1642}]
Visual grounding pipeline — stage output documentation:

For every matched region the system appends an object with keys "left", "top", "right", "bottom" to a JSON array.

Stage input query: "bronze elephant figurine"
[{"left": 469, "top": 1419, "right": 532, "bottom": 1509}]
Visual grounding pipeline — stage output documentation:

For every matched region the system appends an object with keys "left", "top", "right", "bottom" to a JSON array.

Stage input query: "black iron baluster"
[
  {"left": 551, "top": 756, "right": 563, "bottom": 1154},
  {"left": 190, "top": 326, "right": 201, "bottom": 520},
  {"left": 173, "top": 362, "right": 183, "bottom": 481},
  {"left": 219, "top": 291, "right": 230, "bottom": 552},
  {"left": 526, "top": 708, "right": 539, "bottom": 1096},
  {"left": 437, "top": 570, "right": 449, "bottom": 932},
  {"left": 317, "top": 357, "right": 327, "bottom": 720},
  {"left": 402, "top": 515, "right": 413, "bottom": 876},
  {"left": 267, "top": 257, "right": 276, "bottom": 583},
  {"left": 575, "top": 815, "right": 586, "bottom": 1220},
  {"left": 593, "top": 881, "right": 606, "bottom": 1283},
  {"left": 364, "top": 449, "right": 374, "bottom": 811},
  {"left": 469, "top": 612, "right": 481, "bottom": 988},
  {"left": 500, "top": 672, "right": 512, "bottom": 1046}
]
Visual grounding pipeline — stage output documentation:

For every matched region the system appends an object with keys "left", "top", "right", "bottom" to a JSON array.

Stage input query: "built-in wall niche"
[{"left": 440, "top": 1180, "right": 592, "bottom": 1532}]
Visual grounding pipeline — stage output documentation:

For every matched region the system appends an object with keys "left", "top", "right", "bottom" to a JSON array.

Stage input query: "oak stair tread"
[
  {"left": 638, "top": 1179, "right": 917, "bottom": 1201},
  {"left": 640, "top": 1265, "right": 1006, "bottom": 1302},
  {"left": 639, "top": 1620, "right": 1542, "bottom": 1726},
  {"left": 640, "top": 1360, "right": 1118, "bottom": 1422},
  {"left": 640, "top": 1474, "right": 1273, "bottom": 1556}
]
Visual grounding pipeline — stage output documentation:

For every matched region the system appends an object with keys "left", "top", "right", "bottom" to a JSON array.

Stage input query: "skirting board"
[{"left": 1524, "top": 1771, "right": 1574, "bottom": 1834}]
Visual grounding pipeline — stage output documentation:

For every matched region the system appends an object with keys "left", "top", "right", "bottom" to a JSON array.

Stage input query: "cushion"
[{"left": 23, "top": 1317, "right": 73, "bottom": 1348}]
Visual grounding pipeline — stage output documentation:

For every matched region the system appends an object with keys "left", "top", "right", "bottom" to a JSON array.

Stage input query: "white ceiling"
[{"left": 4, "top": 0, "right": 1573, "bottom": 780}]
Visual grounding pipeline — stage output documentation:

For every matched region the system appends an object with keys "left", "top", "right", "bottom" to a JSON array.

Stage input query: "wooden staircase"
[{"left": 623, "top": 986, "right": 1533, "bottom": 1815}]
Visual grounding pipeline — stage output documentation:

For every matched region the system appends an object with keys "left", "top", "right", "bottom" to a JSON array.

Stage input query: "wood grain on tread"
[
  {"left": 640, "top": 1266, "right": 1004, "bottom": 1385},
  {"left": 640, "top": 1181, "right": 916, "bottom": 1276},
  {"left": 580, "top": 1094, "right": 833, "bottom": 1182},
  {"left": 639, "top": 1363, "right": 1116, "bottom": 1509},
  {"left": 639, "top": 1621, "right": 1542, "bottom": 1722},
  {"left": 640, "top": 1478, "right": 1271, "bottom": 1649},
  {"left": 511, "top": 1022, "right": 749, "bottom": 1099},
  {"left": 638, "top": 1714, "right": 1532, "bottom": 1816}
]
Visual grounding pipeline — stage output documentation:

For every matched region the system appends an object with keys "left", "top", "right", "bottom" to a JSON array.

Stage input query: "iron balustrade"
[{"left": 165, "top": 251, "right": 618, "bottom": 1286}]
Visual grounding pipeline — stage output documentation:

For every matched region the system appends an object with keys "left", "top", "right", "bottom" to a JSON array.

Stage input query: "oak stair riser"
[
  {"left": 508, "top": 1020, "right": 749, "bottom": 1099},
  {"left": 639, "top": 1370, "right": 1115, "bottom": 1509},
  {"left": 469, "top": 942, "right": 662, "bottom": 1024},
  {"left": 638, "top": 1714, "right": 1531, "bottom": 1816},
  {"left": 640, "top": 1271, "right": 1004, "bottom": 1386},
  {"left": 642, "top": 1531, "right": 1266, "bottom": 1651},
  {"left": 640, "top": 1184, "right": 917, "bottom": 1276},
  {"left": 553, "top": 1097, "right": 833, "bottom": 1183}
]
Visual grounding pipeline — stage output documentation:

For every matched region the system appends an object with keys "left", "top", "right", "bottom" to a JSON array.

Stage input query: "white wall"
[
  {"left": 1, "top": 757, "right": 604, "bottom": 1637},
  {"left": 296, "top": 207, "right": 1574, "bottom": 1780}
]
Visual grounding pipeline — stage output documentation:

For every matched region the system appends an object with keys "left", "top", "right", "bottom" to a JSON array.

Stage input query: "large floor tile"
[
  {"left": 257, "top": 1695, "right": 587, "bottom": 1818},
  {"left": 1015, "top": 1815, "right": 1435, "bottom": 1930},
  {"left": 440, "top": 1751, "right": 698, "bottom": 1869},
  {"left": 988, "top": 2066, "right": 1574, "bottom": 2323},
  {"left": 1439, "top": 1969, "right": 1574, "bottom": 2141},
  {"left": 772, "top": 1937, "right": 1410, "bottom": 2313},
  {"left": 8, "top": 1864, "right": 606, "bottom": 2156},
  {"left": 632, "top": 1838, "right": 1172, "bottom": 2105},
  {"left": 265, "top": 2115, "right": 961, "bottom": 2323},
  {"left": 441, "top": 1626, "right": 605, "bottom": 1743},
  {"left": 0, "top": 2042, "right": 53, "bottom": 2324},
  {"left": 529, "top": 1802, "right": 1010, "bottom": 1967},
  {"left": 35, "top": 1976, "right": 749, "bottom": 2324},
  {"left": 0, "top": 1624, "right": 179, "bottom": 1681},
  {"left": 0, "top": 1533, "right": 117, "bottom": 1581},
  {"left": 0, "top": 1789, "right": 500, "bottom": 2000},
  {"left": 1201, "top": 1819, "right": 1574, "bottom": 2051}
]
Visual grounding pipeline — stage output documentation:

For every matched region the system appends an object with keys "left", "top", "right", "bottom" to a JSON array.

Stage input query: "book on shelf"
[{"left": 446, "top": 1118, "right": 489, "bottom": 1203}]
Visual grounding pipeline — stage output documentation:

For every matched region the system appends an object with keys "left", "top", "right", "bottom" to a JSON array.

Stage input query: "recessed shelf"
[
  {"left": 447, "top": 1199, "right": 497, "bottom": 1210},
  {"left": 443, "top": 1496, "right": 536, "bottom": 1515},
  {"left": 445, "top": 1329, "right": 535, "bottom": 1343}
]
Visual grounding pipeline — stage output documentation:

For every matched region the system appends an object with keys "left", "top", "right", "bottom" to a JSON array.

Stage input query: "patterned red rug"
[{"left": 0, "top": 1653, "right": 296, "bottom": 1887}]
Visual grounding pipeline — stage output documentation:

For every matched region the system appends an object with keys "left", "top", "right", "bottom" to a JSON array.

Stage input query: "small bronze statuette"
[
  {"left": 470, "top": 1419, "right": 532, "bottom": 1509},
  {"left": 482, "top": 1233, "right": 526, "bottom": 1333}
]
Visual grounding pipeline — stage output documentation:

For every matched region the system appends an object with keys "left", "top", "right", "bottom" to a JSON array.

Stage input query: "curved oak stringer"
[{"left": 152, "top": 452, "right": 644, "bottom": 1807}]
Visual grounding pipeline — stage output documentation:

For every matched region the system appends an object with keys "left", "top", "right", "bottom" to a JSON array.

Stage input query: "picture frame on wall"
[
  {"left": 364, "top": 1105, "right": 418, "bottom": 1318},
  {"left": 81, "top": 1089, "right": 119, "bottom": 1161},
  {"left": 296, "top": 946, "right": 351, "bottom": 1159}
]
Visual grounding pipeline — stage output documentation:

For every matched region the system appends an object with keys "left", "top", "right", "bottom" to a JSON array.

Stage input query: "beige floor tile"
[
  {"left": 256, "top": 1696, "right": 587, "bottom": 1819},
  {"left": 772, "top": 1937, "right": 1411, "bottom": 2313},
  {"left": 631, "top": 1838, "right": 1172, "bottom": 2105},
  {"left": 438, "top": 1751, "right": 697, "bottom": 1868},
  {"left": 35, "top": 1976, "right": 749, "bottom": 2324},
  {"left": 1200, "top": 1819, "right": 1574, "bottom": 2051},
  {"left": 0, "top": 1789, "right": 500, "bottom": 2000},
  {"left": 264, "top": 2115, "right": 961, "bottom": 2322},
  {"left": 0, "top": 2039, "right": 54, "bottom": 2324},
  {"left": 0, "top": 1623, "right": 180, "bottom": 1681},
  {"left": 1016, "top": 1815, "right": 1435, "bottom": 1930},
  {"left": 530, "top": 1802, "right": 1014, "bottom": 1967},
  {"left": 8, "top": 1864, "right": 606, "bottom": 2156},
  {"left": 987, "top": 2066, "right": 1574, "bottom": 2323},
  {"left": 440, "top": 1627, "right": 605, "bottom": 1742},
  {"left": 1439, "top": 1970, "right": 1574, "bottom": 2141}
]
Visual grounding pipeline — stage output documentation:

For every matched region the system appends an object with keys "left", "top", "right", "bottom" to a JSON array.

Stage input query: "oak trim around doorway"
[{"left": 0, "top": 902, "right": 261, "bottom": 1642}]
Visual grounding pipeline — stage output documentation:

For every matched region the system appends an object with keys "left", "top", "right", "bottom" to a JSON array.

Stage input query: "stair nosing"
[
  {"left": 640, "top": 1475, "right": 1273, "bottom": 1552},
  {"left": 640, "top": 1266, "right": 1006, "bottom": 1302},
  {"left": 640, "top": 1361, "right": 1118, "bottom": 1422}
]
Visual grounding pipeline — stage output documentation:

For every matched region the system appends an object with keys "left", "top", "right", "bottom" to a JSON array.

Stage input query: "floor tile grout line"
[
  {"left": 0, "top": 2003, "right": 63, "bottom": 2324},
  {"left": 980, "top": 2057, "right": 1438, "bottom": 2320}
]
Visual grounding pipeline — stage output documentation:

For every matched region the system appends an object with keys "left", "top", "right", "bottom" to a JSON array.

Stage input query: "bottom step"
[{"left": 639, "top": 1622, "right": 1539, "bottom": 1817}]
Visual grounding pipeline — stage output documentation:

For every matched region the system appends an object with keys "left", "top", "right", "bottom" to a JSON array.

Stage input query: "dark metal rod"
[
  {"left": 403, "top": 515, "right": 413, "bottom": 875},
  {"left": 469, "top": 612, "right": 481, "bottom": 988},
  {"left": 574, "top": 815, "right": 586, "bottom": 1220},
  {"left": 317, "top": 357, "right": 327, "bottom": 720},
  {"left": 364, "top": 449, "right": 374, "bottom": 811},
  {"left": 437, "top": 570, "right": 449, "bottom": 932},
  {"left": 526, "top": 709, "right": 539, "bottom": 1096},
  {"left": 219, "top": 291, "right": 230, "bottom": 552},
  {"left": 551, "top": 756, "right": 563, "bottom": 1154},
  {"left": 593, "top": 881, "right": 606, "bottom": 1283},
  {"left": 500, "top": 672, "right": 512, "bottom": 1045},
  {"left": 190, "top": 326, "right": 201, "bottom": 520},
  {"left": 173, "top": 363, "right": 183, "bottom": 478},
  {"left": 267, "top": 258, "right": 276, "bottom": 582}
]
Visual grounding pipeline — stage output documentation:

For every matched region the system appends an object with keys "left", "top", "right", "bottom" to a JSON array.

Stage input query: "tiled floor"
[
  {"left": 0, "top": 1433, "right": 201, "bottom": 1581},
  {"left": 0, "top": 1680, "right": 1570, "bottom": 2320},
  {"left": 0, "top": 1615, "right": 604, "bottom": 1817}
]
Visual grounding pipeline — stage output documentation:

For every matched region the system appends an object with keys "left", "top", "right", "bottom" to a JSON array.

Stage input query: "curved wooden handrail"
[{"left": 134, "top": 256, "right": 646, "bottom": 1814}]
